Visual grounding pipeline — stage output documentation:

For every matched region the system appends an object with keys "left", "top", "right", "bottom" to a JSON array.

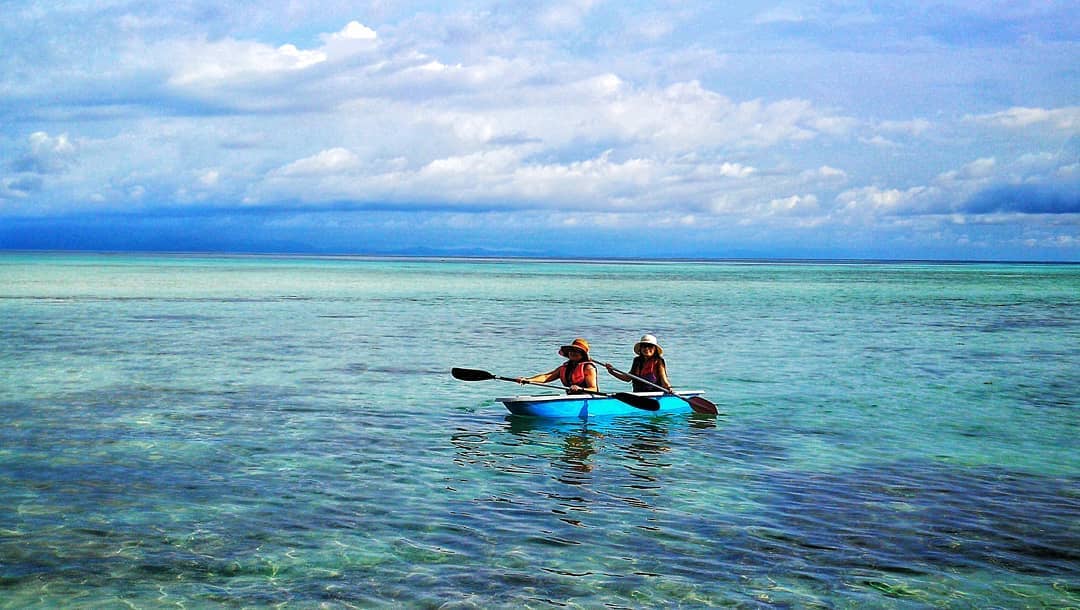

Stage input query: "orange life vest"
[{"left": 557, "top": 360, "right": 596, "bottom": 394}]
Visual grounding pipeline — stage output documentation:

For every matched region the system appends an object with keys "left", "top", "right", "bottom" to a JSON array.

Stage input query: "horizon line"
[{"left": 2, "top": 247, "right": 1077, "bottom": 266}]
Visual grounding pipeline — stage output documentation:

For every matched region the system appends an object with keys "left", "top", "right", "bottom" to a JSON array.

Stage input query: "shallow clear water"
[{"left": 1, "top": 253, "right": 1077, "bottom": 608}]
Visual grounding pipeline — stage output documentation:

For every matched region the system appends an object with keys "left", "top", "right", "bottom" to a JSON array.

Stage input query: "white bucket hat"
[{"left": 633, "top": 334, "right": 663, "bottom": 355}]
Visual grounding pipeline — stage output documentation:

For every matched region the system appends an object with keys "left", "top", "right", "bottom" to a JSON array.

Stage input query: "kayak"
[{"left": 497, "top": 390, "right": 706, "bottom": 418}]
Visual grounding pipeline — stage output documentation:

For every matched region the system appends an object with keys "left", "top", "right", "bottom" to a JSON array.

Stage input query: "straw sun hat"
[
  {"left": 633, "top": 334, "right": 664, "bottom": 355},
  {"left": 559, "top": 338, "right": 591, "bottom": 357}
]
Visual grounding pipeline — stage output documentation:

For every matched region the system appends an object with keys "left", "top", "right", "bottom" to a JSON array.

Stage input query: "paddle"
[
  {"left": 598, "top": 361, "right": 719, "bottom": 415},
  {"left": 451, "top": 367, "right": 660, "bottom": 411}
]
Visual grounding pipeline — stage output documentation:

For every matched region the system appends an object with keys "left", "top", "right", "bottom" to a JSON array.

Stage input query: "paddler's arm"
[
  {"left": 603, "top": 363, "right": 633, "bottom": 383},
  {"left": 656, "top": 361, "right": 673, "bottom": 391},
  {"left": 517, "top": 369, "right": 559, "bottom": 385}
]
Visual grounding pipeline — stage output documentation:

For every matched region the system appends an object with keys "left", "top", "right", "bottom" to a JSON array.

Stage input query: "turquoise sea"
[{"left": 1, "top": 252, "right": 1077, "bottom": 608}]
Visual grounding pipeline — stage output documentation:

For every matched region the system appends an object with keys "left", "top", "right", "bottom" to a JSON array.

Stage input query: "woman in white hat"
[
  {"left": 604, "top": 334, "right": 672, "bottom": 393},
  {"left": 517, "top": 337, "right": 599, "bottom": 394}
]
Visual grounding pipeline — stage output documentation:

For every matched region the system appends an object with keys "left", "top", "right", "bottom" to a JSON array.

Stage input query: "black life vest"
[{"left": 630, "top": 356, "right": 665, "bottom": 392}]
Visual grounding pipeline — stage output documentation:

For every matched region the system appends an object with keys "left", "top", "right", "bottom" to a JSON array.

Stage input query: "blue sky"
[{"left": 1, "top": 1, "right": 1077, "bottom": 260}]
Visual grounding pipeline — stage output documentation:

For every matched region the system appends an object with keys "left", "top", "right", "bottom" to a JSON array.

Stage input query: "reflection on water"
[
  {"left": 687, "top": 412, "right": 719, "bottom": 430},
  {"left": 557, "top": 429, "right": 599, "bottom": 477},
  {"left": 502, "top": 415, "right": 679, "bottom": 485},
  {"left": 451, "top": 414, "right": 703, "bottom": 525}
]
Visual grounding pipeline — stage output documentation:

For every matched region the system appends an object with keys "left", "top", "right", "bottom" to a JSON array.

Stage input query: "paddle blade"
[
  {"left": 451, "top": 367, "right": 496, "bottom": 382},
  {"left": 688, "top": 396, "right": 719, "bottom": 415},
  {"left": 614, "top": 392, "right": 660, "bottom": 411}
]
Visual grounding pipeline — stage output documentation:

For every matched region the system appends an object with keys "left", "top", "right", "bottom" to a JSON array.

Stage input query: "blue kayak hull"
[{"left": 497, "top": 391, "right": 705, "bottom": 418}]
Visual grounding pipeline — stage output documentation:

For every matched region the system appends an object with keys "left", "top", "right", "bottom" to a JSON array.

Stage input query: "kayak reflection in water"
[
  {"left": 604, "top": 334, "right": 673, "bottom": 393},
  {"left": 516, "top": 338, "right": 599, "bottom": 395}
]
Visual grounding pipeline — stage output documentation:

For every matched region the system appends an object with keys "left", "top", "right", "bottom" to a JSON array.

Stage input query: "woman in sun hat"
[
  {"left": 604, "top": 334, "right": 673, "bottom": 393},
  {"left": 517, "top": 337, "right": 598, "bottom": 394}
]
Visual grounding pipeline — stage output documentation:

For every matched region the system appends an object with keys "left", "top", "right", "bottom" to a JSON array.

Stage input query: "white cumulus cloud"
[
  {"left": 970, "top": 107, "right": 1080, "bottom": 131},
  {"left": 719, "top": 162, "right": 756, "bottom": 178},
  {"left": 276, "top": 148, "right": 362, "bottom": 177},
  {"left": 166, "top": 38, "right": 327, "bottom": 87},
  {"left": 324, "top": 21, "right": 378, "bottom": 42},
  {"left": 11, "top": 132, "right": 77, "bottom": 174}
]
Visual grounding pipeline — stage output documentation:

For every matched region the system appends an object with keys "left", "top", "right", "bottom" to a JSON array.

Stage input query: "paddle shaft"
[
  {"left": 495, "top": 374, "right": 626, "bottom": 400},
  {"left": 599, "top": 361, "right": 671, "bottom": 393},
  {"left": 451, "top": 367, "right": 658, "bottom": 411}
]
